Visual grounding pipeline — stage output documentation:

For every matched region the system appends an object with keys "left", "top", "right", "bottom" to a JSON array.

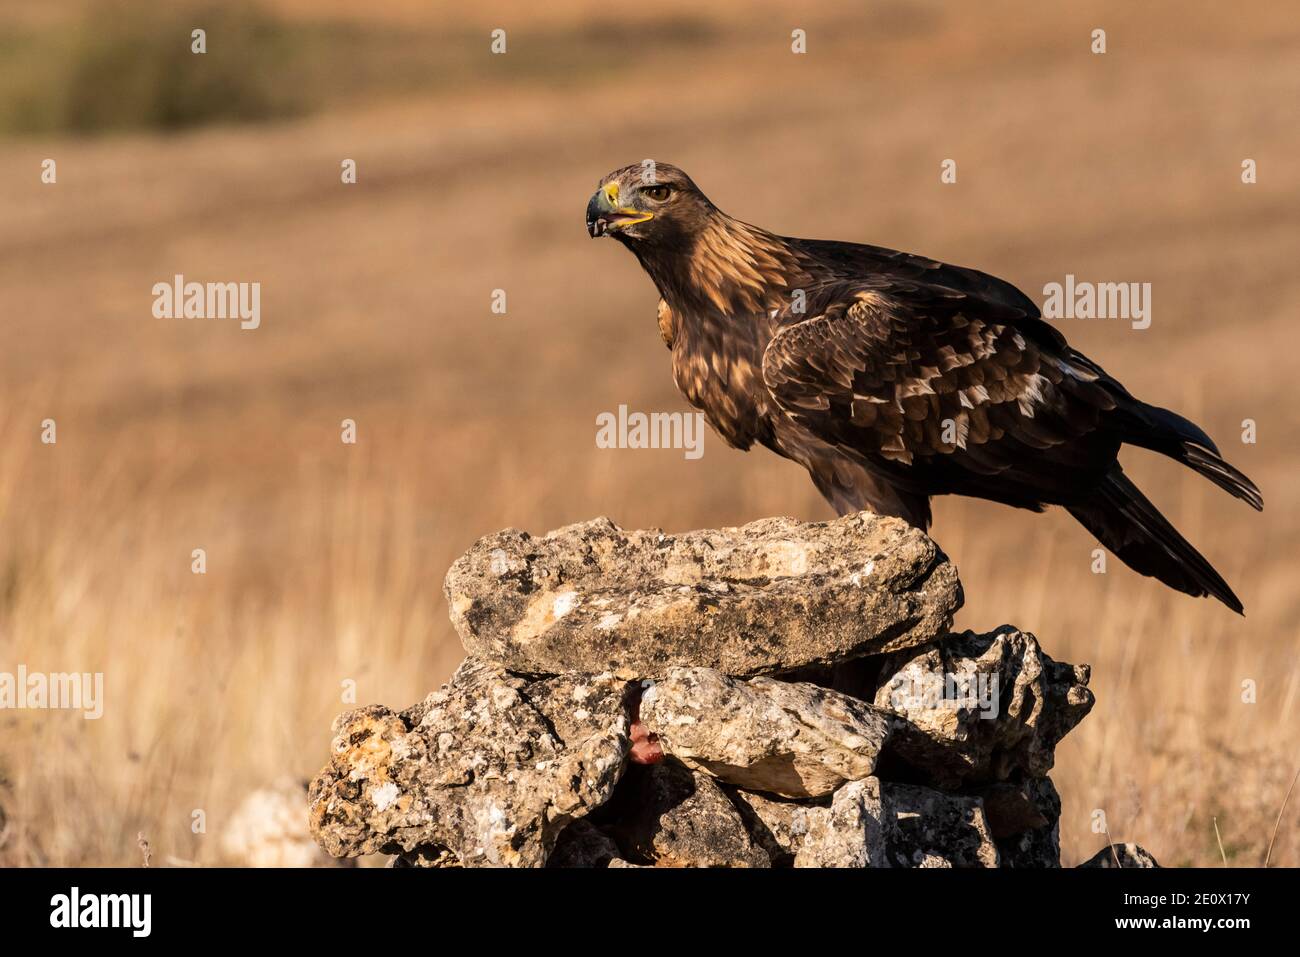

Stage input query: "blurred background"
[{"left": 0, "top": 0, "right": 1296, "bottom": 867}]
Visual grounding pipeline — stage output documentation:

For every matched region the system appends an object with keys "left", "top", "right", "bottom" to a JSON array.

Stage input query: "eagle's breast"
[
  {"left": 666, "top": 304, "right": 781, "bottom": 452},
  {"left": 648, "top": 215, "right": 816, "bottom": 451},
  {"left": 656, "top": 298, "right": 676, "bottom": 349}
]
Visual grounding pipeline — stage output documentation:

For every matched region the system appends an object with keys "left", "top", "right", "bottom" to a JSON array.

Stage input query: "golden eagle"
[{"left": 587, "top": 163, "right": 1262, "bottom": 613}]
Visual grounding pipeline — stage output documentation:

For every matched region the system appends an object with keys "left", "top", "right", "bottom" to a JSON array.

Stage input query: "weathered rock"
[
  {"left": 640, "top": 667, "right": 893, "bottom": 798},
  {"left": 727, "top": 788, "right": 813, "bottom": 867},
  {"left": 983, "top": 777, "right": 1062, "bottom": 868},
  {"left": 308, "top": 659, "right": 630, "bottom": 867},
  {"left": 1079, "top": 843, "right": 1161, "bottom": 868},
  {"left": 795, "top": 778, "right": 892, "bottom": 867},
  {"left": 781, "top": 656, "right": 884, "bottom": 704},
  {"left": 980, "top": 778, "right": 1053, "bottom": 838},
  {"left": 875, "top": 627, "right": 1093, "bottom": 788},
  {"left": 388, "top": 845, "right": 460, "bottom": 868},
  {"left": 547, "top": 820, "right": 623, "bottom": 868},
  {"left": 882, "top": 783, "right": 1000, "bottom": 867},
  {"left": 444, "top": 513, "right": 961, "bottom": 678},
  {"left": 307, "top": 508, "right": 1142, "bottom": 870},
  {"left": 609, "top": 760, "right": 770, "bottom": 867},
  {"left": 787, "top": 778, "right": 1001, "bottom": 868}
]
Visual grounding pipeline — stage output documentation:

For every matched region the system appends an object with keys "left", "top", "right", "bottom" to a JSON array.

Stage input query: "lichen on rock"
[
  {"left": 874, "top": 626, "right": 1094, "bottom": 789},
  {"left": 308, "top": 511, "right": 1152, "bottom": 869},
  {"left": 639, "top": 667, "right": 894, "bottom": 798},
  {"left": 308, "top": 658, "right": 630, "bottom": 866},
  {"left": 443, "top": 512, "right": 961, "bottom": 678}
]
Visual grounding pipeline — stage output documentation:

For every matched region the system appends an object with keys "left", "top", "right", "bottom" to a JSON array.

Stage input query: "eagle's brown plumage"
[{"left": 587, "top": 163, "right": 1262, "bottom": 613}]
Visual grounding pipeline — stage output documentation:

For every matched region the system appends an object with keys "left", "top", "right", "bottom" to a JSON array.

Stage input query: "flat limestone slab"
[{"left": 444, "top": 512, "right": 962, "bottom": 678}]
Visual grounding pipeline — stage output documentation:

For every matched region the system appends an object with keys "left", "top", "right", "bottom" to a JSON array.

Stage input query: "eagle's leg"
[{"left": 809, "top": 458, "right": 932, "bottom": 530}]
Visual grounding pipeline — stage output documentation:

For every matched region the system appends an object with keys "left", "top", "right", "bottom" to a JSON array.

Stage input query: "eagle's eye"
[{"left": 642, "top": 185, "right": 672, "bottom": 202}]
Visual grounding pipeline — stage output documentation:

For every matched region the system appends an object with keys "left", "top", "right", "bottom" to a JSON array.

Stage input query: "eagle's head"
[
  {"left": 587, "top": 162, "right": 801, "bottom": 315},
  {"left": 586, "top": 162, "right": 715, "bottom": 248}
]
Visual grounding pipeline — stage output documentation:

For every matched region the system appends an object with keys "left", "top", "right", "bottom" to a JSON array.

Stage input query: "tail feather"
[
  {"left": 1179, "top": 442, "right": 1263, "bottom": 511},
  {"left": 1067, "top": 467, "right": 1244, "bottom": 614},
  {"left": 1113, "top": 399, "right": 1263, "bottom": 511}
]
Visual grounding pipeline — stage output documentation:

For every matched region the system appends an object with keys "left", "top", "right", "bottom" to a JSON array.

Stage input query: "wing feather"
[{"left": 762, "top": 282, "right": 1121, "bottom": 506}]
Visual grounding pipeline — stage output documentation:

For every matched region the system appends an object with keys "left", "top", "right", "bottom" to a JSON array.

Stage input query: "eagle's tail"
[
  {"left": 1176, "top": 442, "right": 1263, "bottom": 511},
  {"left": 1111, "top": 398, "right": 1263, "bottom": 510},
  {"left": 1067, "top": 466, "right": 1244, "bottom": 614}
]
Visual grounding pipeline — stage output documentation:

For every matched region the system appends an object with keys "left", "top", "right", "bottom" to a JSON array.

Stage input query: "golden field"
[{"left": 0, "top": 0, "right": 1296, "bottom": 866}]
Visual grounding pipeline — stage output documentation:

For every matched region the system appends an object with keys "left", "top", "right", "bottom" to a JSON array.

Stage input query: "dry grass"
[{"left": 0, "top": 0, "right": 1296, "bottom": 866}]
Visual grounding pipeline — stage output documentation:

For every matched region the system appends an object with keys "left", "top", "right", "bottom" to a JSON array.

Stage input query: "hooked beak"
[{"left": 586, "top": 181, "right": 654, "bottom": 237}]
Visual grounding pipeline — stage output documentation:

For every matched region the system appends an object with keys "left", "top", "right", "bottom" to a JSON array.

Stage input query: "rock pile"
[{"left": 307, "top": 512, "right": 1156, "bottom": 868}]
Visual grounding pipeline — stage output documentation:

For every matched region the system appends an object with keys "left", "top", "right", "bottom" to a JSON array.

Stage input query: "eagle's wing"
[{"left": 760, "top": 280, "right": 1122, "bottom": 508}]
